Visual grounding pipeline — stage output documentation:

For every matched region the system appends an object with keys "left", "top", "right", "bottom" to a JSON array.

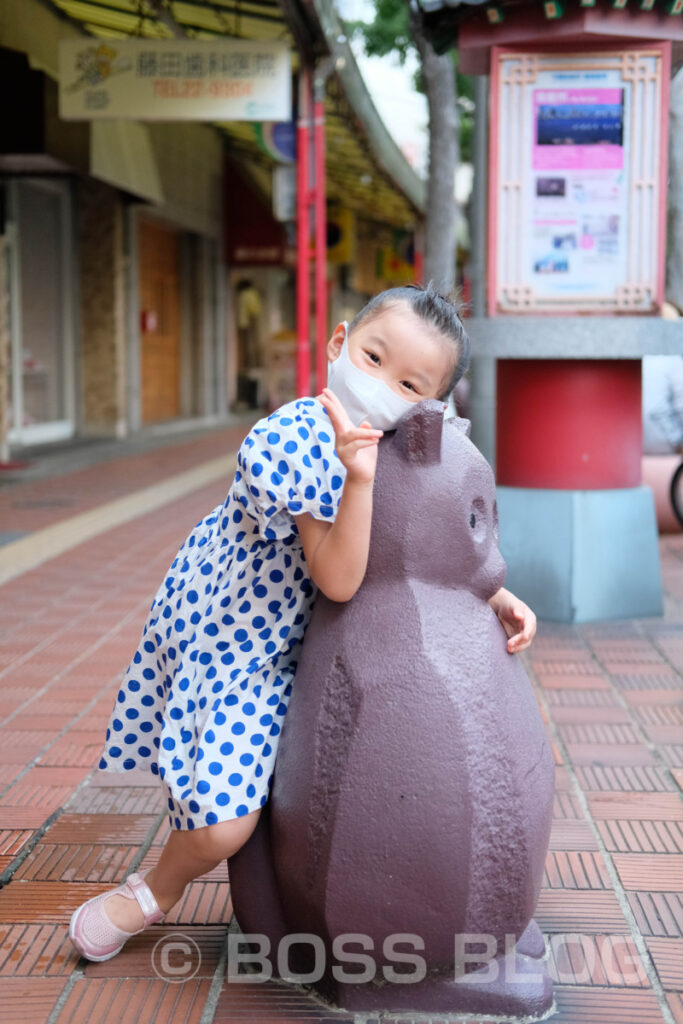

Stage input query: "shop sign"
[{"left": 59, "top": 38, "right": 291, "bottom": 121}]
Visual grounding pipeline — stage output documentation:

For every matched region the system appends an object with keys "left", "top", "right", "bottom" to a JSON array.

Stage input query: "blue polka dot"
[
  {"left": 232, "top": 721, "right": 246, "bottom": 735},
  {"left": 208, "top": 762, "right": 223, "bottom": 775},
  {"left": 236, "top": 804, "right": 250, "bottom": 817},
  {"left": 267, "top": 431, "right": 280, "bottom": 444},
  {"left": 197, "top": 780, "right": 210, "bottom": 794},
  {"left": 216, "top": 792, "right": 231, "bottom": 806}
]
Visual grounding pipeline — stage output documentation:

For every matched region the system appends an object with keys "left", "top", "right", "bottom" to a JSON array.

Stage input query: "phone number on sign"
[{"left": 152, "top": 79, "right": 255, "bottom": 98}]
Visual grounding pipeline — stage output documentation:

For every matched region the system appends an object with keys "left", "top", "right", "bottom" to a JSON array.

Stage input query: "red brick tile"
[
  {"left": 88, "top": 768, "right": 154, "bottom": 788},
  {"left": 212, "top": 979, "right": 357, "bottom": 1023},
  {"left": 628, "top": 892, "right": 683, "bottom": 938},
  {"left": 612, "top": 854, "right": 683, "bottom": 891},
  {"left": 0, "top": 807, "right": 57, "bottom": 829},
  {"left": 532, "top": 659, "right": 602, "bottom": 675},
  {"left": 0, "top": 881, "right": 112, "bottom": 922},
  {"left": 586, "top": 793, "right": 683, "bottom": 820},
  {"left": 12, "top": 843, "right": 137, "bottom": 882},
  {"left": 36, "top": 733, "right": 105, "bottom": 769},
  {"left": 545, "top": 689, "right": 619, "bottom": 707},
  {"left": 549, "top": 820, "right": 600, "bottom": 851},
  {"left": 564, "top": 743, "right": 657, "bottom": 767},
  {"left": 0, "top": 977, "right": 66, "bottom": 1023},
  {"left": 646, "top": 936, "right": 683, "bottom": 989},
  {"left": 53, "top": 976, "right": 213, "bottom": 1023},
  {"left": 43, "top": 813, "right": 161, "bottom": 845},
  {"left": 557, "top": 722, "right": 641, "bottom": 744},
  {"left": 0, "top": 922, "right": 81, "bottom": 975},
  {"left": 551, "top": 984, "right": 667, "bottom": 1022},
  {"left": 634, "top": 705, "right": 683, "bottom": 727},
  {"left": 163, "top": 882, "right": 232, "bottom": 926},
  {"left": 544, "top": 851, "right": 612, "bottom": 889},
  {"left": 538, "top": 674, "right": 610, "bottom": 690},
  {"left": 64, "top": 785, "right": 164, "bottom": 816},
  {"left": 552, "top": 705, "right": 634, "bottom": 724},
  {"left": 574, "top": 765, "right": 677, "bottom": 793},
  {"left": 547, "top": 933, "right": 649, "bottom": 986},
  {"left": 668, "top": 991, "right": 683, "bottom": 1024},
  {"left": 596, "top": 819, "right": 683, "bottom": 855},
  {"left": 554, "top": 791, "right": 583, "bottom": 819},
  {"left": 535, "top": 890, "right": 628, "bottom": 932}
]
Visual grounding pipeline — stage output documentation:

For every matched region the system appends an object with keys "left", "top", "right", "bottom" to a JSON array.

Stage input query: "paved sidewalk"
[{"left": 0, "top": 436, "right": 681, "bottom": 1024}]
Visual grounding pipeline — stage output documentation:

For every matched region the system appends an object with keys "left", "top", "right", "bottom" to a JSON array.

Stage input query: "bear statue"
[{"left": 227, "top": 399, "right": 556, "bottom": 1019}]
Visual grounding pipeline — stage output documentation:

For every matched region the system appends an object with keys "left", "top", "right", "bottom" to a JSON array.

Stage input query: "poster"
[
  {"left": 59, "top": 39, "right": 291, "bottom": 121},
  {"left": 527, "top": 83, "right": 629, "bottom": 298}
]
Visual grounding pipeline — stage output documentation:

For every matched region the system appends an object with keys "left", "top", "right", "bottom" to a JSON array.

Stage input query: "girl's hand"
[
  {"left": 489, "top": 587, "right": 537, "bottom": 654},
  {"left": 318, "top": 387, "right": 383, "bottom": 486}
]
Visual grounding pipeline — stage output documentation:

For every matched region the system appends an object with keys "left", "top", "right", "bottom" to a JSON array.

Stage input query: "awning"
[{"left": 45, "top": 0, "right": 426, "bottom": 228}]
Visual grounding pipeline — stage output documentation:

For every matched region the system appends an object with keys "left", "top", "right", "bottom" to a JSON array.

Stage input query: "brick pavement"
[{"left": 0, "top": 437, "right": 681, "bottom": 1024}]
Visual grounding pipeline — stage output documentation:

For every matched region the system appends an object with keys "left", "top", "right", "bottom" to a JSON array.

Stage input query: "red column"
[
  {"left": 496, "top": 359, "right": 642, "bottom": 489},
  {"left": 296, "top": 67, "right": 312, "bottom": 398},
  {"left": 314, "top": 96, "right": 327, "bottom": 394}
]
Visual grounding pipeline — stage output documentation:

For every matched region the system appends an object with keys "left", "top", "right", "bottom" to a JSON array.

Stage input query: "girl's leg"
[{"left": 104, "top": 808, "right": 261, "bottom": 932}]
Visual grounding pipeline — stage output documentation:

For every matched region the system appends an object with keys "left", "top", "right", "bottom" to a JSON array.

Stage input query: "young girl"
[{"left": 69, "top": 284, "right": 537, "bottom": 962}]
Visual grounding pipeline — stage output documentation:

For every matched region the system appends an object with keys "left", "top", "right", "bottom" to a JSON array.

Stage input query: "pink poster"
[{"left": 532, "top": 88, "right": 624, "bottom": 171}]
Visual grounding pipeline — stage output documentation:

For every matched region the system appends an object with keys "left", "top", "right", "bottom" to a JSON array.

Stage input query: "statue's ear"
[
  {"left": 394, "top": 399, "right": 444, "bottom": 465},
  {"left": 452, "top": 417, "right": 472, "bottom": 437}
]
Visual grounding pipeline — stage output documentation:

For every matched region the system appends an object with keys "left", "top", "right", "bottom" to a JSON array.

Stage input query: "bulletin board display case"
[{"left": 488, "top": 44, "right": 670, "bottom": 315}]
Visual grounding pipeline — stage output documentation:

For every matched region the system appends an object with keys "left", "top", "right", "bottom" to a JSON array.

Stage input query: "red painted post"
[
  {"left": 314, "top": 97, "right": 327, "bottom": 393},
  {"left": 496, "top": 359, "right": 642, "bottom": 489},
  {"left": 296, "top": 67, "right": 312, "bottom": 398}
]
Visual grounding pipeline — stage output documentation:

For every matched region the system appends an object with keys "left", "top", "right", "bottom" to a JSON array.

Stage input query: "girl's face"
[{"left": 326, "top": 302, "right": 452, "bottom": 404}]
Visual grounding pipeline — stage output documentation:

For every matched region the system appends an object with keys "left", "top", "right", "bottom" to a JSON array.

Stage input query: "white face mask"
[{"left": 326, "top": 321, "right": 417, "bottom": 431}]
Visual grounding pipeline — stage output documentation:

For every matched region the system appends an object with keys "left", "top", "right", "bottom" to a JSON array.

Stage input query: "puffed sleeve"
[{"left": 233, "top": 398, "right": 346, "bottom": 542}]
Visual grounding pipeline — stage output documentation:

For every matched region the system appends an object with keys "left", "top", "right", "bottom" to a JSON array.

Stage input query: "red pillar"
[
  {"left": 296, "top": 67, "right": 312, "bottom": 398},
  {"left": 314, "top": 97, "right": 327, "bottom": 394},
  {"left": 496, "top": 359, "right": 642, "bottom": 489}
]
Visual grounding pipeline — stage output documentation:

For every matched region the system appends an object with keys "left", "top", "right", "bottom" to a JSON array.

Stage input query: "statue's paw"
[{"left": 516, "top": 917, "right": 549, "bottom": 960}]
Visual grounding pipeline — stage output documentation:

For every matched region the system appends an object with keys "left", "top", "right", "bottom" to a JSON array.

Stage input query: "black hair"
[{"left": 347, "top": 282, "right": 470, "bottom": 401}]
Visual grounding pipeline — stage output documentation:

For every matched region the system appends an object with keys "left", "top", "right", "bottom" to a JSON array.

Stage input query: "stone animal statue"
[{"left": 228, "top": 400, "right": 555, "bottom": 1019}]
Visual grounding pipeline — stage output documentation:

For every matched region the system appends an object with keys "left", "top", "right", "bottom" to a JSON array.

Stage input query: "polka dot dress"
[{"left": 97, "top": 398, "right": 345, "bottom": 830}]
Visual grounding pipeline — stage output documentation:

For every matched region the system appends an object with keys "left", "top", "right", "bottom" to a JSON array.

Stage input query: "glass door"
[{"left": 7, "top": 178, "right": 75, "bottom": 445}]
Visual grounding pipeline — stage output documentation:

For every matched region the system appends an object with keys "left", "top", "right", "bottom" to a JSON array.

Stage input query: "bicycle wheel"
[{"left": 669, "top": 460, "right": 683, "bottom": 529}]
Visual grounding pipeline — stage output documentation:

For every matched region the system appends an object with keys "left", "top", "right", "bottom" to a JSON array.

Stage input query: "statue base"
[{"left": 497, "top": 485, "right": 663, "bottom": 623}]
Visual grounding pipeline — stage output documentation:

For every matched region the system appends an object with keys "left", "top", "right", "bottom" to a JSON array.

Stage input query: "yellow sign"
[
  {"left": 59, "top": 39, "right": 291, "bottom": 121},
  {"left": 327, "top": 207, "right": 355, "bottom": 264},
  {"left": 376, "top": 231, "right": 415, "bottom": 283}
]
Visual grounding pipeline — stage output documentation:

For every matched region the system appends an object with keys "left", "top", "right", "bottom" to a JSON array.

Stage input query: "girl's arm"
[
  {"left": 294, "top": 388, "right": 382, "bottom": 603},
  {"left": 488, "top": 586, "right": 537, "bottom": 653}
]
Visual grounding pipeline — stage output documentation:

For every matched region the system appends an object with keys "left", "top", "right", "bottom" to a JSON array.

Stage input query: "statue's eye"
[{"left": 469, "top": 497, "right": 487, "bottom": 542}]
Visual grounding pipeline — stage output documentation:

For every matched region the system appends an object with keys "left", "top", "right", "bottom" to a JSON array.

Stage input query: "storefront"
[{"left": 5, "top": 176, "right": 76, "bottom": 446}]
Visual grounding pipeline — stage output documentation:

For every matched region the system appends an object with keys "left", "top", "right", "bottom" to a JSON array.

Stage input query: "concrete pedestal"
[{"left": 497, "top": 485, "right": 663, "bottom": 623}]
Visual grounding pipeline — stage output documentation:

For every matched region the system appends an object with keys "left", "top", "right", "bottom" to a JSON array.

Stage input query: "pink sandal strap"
[{"left": 124, "top": 871, "right": 165, "bottom": 925}]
